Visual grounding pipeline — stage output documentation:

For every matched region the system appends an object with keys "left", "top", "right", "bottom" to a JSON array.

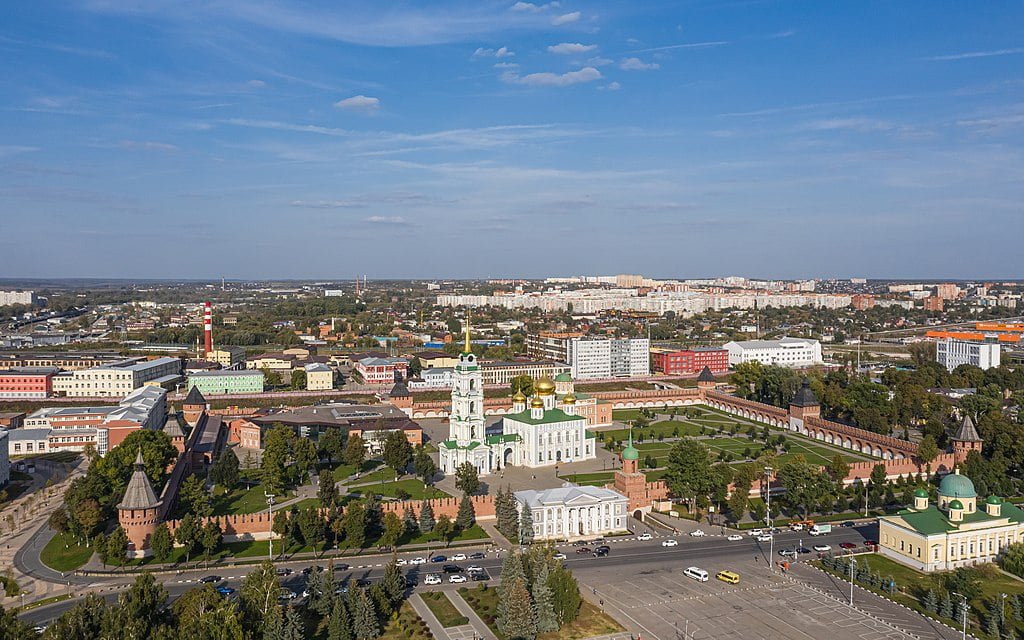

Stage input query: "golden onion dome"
[
  {"left": 530, "top": 396, "right": 544, "bottom": 408},
  {"left": 512, "top": 390, "right": 527, "bottom": 402},
  {"left": 562, "top": 393, "right": 577, "bottom": 404},
  {"left": 535, "top": 377, "right": 556, "bottom": 395}
]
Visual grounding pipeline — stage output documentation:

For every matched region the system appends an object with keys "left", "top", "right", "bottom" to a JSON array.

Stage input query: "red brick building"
[
  {"left": 0, "top": 368, "right": 55, "bottom": 399},
  {"left": 651, "top": 347, "right": 728, "bottom": 375}
]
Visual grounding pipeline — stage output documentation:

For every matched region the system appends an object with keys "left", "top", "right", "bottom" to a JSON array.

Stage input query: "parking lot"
[{"left": 581, "top": 559, "right": 918, "bottom": 640}]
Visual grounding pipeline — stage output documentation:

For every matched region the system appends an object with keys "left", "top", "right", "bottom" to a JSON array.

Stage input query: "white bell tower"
[{"left": 449, "top": 320, "right": 484, "bottom": 446}]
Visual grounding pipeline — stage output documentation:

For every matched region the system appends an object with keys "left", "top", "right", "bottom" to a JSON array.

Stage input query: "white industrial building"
[
  {"left": 723, "top": 337, "right": 823, "bottom": 368},
  {"left": 936, "top": 338, "right": 1001, "bottom": 372},
  {"left": 52, "top": 357, "right": 181, "bottom": 398}
]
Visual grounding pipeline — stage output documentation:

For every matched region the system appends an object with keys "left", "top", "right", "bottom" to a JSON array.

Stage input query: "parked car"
[
  {"left": 278, "top": 589, "right": 298, "bottom": 600},
  {"left": 813, "top": 544, "right": 832, "bottom": 552},
  {"left": 467, "top": 565, "right": 483, "bottom": 574},
  {"left": 274, "top": 568, "right": 293, "bottom": 577},
  {"left": 216, "top": 586, "right": 236, "bottom": 596},
  {"left": 469, "top": 552, "right": 486, "bottom": 560},
  {"left": 838, "top": 542, "right": 857, "bottom": 550},
  {"left": 430, "top": 555, "right": 447, "bottom": 563},
  {"left": 757, "top": 534, "right": 773, "bottom": 542},
  {"left": 199, "top": 575, "right": 222, "bottom": 584},
  {"left": 409, "top": 557, "right": 426, "bottom": 565},
  {"left": 864, "top": 540, "right": 878, "bottom": 547},
  {"left": 552, "top": 552, "right": 567, "bottom": 560},
  {"left": 841, "top": 521, "right": 856, "bottom": 528},
  {"left": 449, "top": 574, "right": 468, "bottom": 584},
  {"left": 424, "top": 574, "right": 442, "bottom": 586},
  {"left": 450, "top": 553, "right": 467, "bottom": 561},
  {"left": 637, "top": 532, "right": 653, "bottom": 541},
  {"left": 576, "top": 547, "right": 592, "bottom": 554},
  {"left": 690, "top": 529, "right": 706, "bottom": 537},
  {"left": 404, "top": 576, "right": 418, "bottom": 588},
  {"left": 593, "top": 548, "right": 609, "bottom": 557},
  {"left": 442, "top": 564, "right": 463, "bottom": 574},
  {"left": 395, "top": 559, "right": 407, "bottom": 566},
  {"left": 472, "top": 571, "right": 490, "bottom": 581},
  {"left": 662, "top": 539, "right": 678, "bottom": 547},
  {"left": 684, "top": 567, "right": 709, "bottom": 582},
  {"left": 334, "top": 563, "right": 350, "bottom": 572},
  {"left": 748, "top": 529, "right": 764, "bottom": 537},
  {"left": 779, "top": 549, "right": 798, "bottom": 559},
  {"left": 726, "top": 534, "right": 743, "bottom": 542}
]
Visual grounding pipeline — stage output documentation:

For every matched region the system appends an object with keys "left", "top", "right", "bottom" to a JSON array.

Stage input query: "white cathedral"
[{"left": 438, "top": 327, "right": 598, "bottom": 476}]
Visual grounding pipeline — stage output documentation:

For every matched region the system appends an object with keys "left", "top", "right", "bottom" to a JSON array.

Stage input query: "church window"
[{"left": 575, "top": 448, "right": 579, "bottom": 456}]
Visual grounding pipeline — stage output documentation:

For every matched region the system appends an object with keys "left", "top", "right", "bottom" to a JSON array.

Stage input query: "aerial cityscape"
[{"left": 2, "top": 3, "right": 1024, "bottom": 640}]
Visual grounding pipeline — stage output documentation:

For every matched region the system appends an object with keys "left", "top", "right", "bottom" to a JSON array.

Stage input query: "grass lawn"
[
  {"left": 459, "top": 584, "right": 623, "bottom": 640},
  {"left": 400, "top": 524, "right": 490, "bottom": 547},
  {"left": 420, "top": 592, "right": 469, "bottom": 627},
  {"left": 347, "top": 466, "right": 398, "bottom": 486},
  {"left": 816, "top": 555, "right": 1024, "bottom": 636},
  {"left": 40, "top": 532, "right": 93, "bottom": 572},
  {"left": 290, "top": 498, "right": 321, "bottom": 511},
  {"left": 646, "top": 469, "right": 668, "bottom": 482},
  {"left": 381, "top": 601, "right": 433, "bottom": 640},
  {"left": 331, "top": 460, "right": 381, "bottom": 483},
  {"left": 212, "top": 484, "right": 292, "bottom": 516},
  {"left": 348, "top": 478, "right": 449, "bottom": 500}
]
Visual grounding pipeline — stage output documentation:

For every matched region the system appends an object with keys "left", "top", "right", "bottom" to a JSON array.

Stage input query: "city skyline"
[{"left": 2, "top": 2, "right": 1023, "bottom": 279}]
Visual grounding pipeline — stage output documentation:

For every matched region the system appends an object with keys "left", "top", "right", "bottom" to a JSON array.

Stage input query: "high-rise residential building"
[
  {"left": 936, "top": 338, "right": 1001, "bottom": 372},
  {"left": 0, "top": 290, "right": 36, "bottom": 306},
  {"left": 723, "top": 337, "right": 823, "bottom": 368},
  {"left": 935, "top": 283, "right": 961, "bottom": 300},
  {"left": 526, "top": 331, "right": 583, "bottom": 362},
  {"left": 527, "top": 332, "right": 649, "bottom": 379}
]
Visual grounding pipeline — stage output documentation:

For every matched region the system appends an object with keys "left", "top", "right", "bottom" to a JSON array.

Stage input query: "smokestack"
[{"left": 203, "top": 301, "right": 213, "bottom": 356}]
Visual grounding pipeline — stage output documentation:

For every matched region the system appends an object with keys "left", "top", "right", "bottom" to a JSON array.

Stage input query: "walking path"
[
  {"left": 447, "top": 590, "right": 498, "bottom": 640},
  {"left": 408, "top": 593, "right": 453, "bottom": 640}
]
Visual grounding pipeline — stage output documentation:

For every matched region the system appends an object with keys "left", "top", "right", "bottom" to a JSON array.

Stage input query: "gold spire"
[{"left": 463, "top": 316, "right": 472, "bottom": 353}]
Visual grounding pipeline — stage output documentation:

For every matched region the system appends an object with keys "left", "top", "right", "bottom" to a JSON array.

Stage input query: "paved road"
[{"left": 20, "top": 524, "right": 878, "bottom": 626}]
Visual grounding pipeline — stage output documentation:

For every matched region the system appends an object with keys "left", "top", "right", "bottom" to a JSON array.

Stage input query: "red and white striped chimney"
[{"left": 203, "top": 301, "right": 213, "bottom": 355}]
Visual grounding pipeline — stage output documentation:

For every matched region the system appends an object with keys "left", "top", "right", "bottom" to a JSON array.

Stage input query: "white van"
[{"left": 683, "top": 567, "right": 709, "bottom": 582}]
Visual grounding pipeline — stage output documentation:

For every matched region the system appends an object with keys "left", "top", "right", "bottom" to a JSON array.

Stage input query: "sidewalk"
[{"left": 408, "top": 593, "right": 452, "bottom": 640}]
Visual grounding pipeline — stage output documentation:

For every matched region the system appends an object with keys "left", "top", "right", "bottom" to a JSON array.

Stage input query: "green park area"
[
  {"left": 347, "top": 478, "right": 449, "bottom": 500},
  {"left": 40, "top": 532, "right": 94, "bottom": 572},
  {"left": 420, "top": 592, "right": 469, "bottom": 627},
  {"left": 380, "top": 601, "right": 434, "bottom": 640},
  {"left": 459, "top": 584, "right": 623, "bottom": 640},
  {"left": 212, "top": 483, "right": 293, "bottom": 516}
]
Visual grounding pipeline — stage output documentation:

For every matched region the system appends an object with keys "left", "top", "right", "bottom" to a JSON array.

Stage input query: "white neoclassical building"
[{"left": 515, "top": 486, "right": 629, "bottom": 541}]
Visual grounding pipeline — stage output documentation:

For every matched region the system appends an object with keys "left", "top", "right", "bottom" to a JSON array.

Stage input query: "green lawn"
[
  {"left": 559, "top": 471, "right": 616, "bottom": 487},
  {"left": 347, "top": 466, "right": 398, "bottom": 486},
  {"left": 348, "top": 478, "right": 449, "bottom": 500},
  {"left": 420, "top": 592, "right": 468, "bottom": 627},
  {"left": 40, "top": 532, "right": 93, "bottom": 572},
  {"left": 331, "top": 460, "right": 381, "bottom": 483},
  {"left": 212, "top": 484, "right": 292, "bottom": 516}
]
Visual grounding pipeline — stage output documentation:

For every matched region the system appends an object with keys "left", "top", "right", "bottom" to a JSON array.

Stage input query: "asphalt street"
[{"left": 20, "top": 523, "right": 878, "bottom": 627}]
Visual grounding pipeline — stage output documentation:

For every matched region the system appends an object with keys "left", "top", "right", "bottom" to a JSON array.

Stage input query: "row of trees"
[{"left": 495, "top": 547, "right": 582, "bottom": 640}]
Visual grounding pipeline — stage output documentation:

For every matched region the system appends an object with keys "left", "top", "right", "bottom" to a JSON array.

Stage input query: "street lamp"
[
  {"left": 764, "top": 466, "right": 774, "bottom": 568},
  {"left": 265, "top": 492, "right": 276, "bottom": 561},
  {"left": 1001, "top": 592, "right": 1008, "bottom": 623},
  {"left": 952, "top": 591, "right": 968, "bottom": 640},
  {"left": 848, "top": 555, "right": 856, "bottom": 606}
]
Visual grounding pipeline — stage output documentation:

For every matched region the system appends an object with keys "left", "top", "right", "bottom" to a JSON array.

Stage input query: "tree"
[
  {"left": 343, "top": 435, "right": 366, "bottom": 467},
  {"left": 44, "top": 594, "right": 110, "bottom": 638},
  {"left": 825, "top": 454, "right": 851, "bottom": 484},
  {"left": 327, "top": 594, "right": 353, "bottom": 640},
  {"left": 531, "top": 559, "right": 558, "bottom": 633},
  {"left": 519, "top": 504, "right": 534, "bottom": 544},
  {"left": 293, "top": 437, "right": 318, "bottom": 483},
  {"left": 209, "top": 449, "right": 240, "bottom": 490},
  {"left": 344, "top": 502, "right": 367, "bottom": 549},
  {"left": 240, "top": 561, "right": 279, "bottom": 630},
  {"left": 298, "top": 508, "right": 325, "bottom": 556},
  {"left": 778, "top": 457, "right": 833, "bottom": 517},
  {"left": 319, "top": 428, "right": 345, "bottom": 465},
  {"left": 1001, "top": 542, "right": 1024, "bottom": 579},
  {"left": 917, "top": 435, "right": 940, "bottom": 465},
  {"left": 350, "top": 588, "right": 380, "bottom": 640},
  {"left": 922, "top": 588, "right": 939, "bottom": 613},
  {"left": 727, "top": 489, "right": 748, "bottom": 524},
  {"left": 319, "top": 475, "right": 340, "bottom": 509},
  {"left": 382, "top": 430, "right": 413, "bottom": 476},
  {"left": 402, "top": 505, "right": 417, "bottom": 533},
  {"left": 172, "top": 584, "right": 245, "bottom": 640},
  {"left": 380, "top": 511, "right": 404, "bottom": 548},
  {"left": 418, "top": 501, "right": 435, "bottom": 534},
  {"left": 179, "top": 474, "right": 213, "bottom": 518},
  {"left": 408, "top": 356, "right": 423, "bottom": 378},
  {"left": 0, "top": 602, "right": 34, "bottom": 639},
  {"left": 413, "top": 445, "right": 437, "bottom": 483},
  {"left": 433, "top": 514, "right": 455, "bottom": 546},
  {"left": 382, "top": 557, "right": 406, "bottom": 609},
  {"left": 150, "top": 523, "right": 173, "bottom": 563},
  {"left": 94, "top": 532, "right": 109, "bottom": 568},
  {"left": 107, "top": 526, "right": 128, "bottom": 568},
  {"left": 498, "top": 577, "right": 537, "bottom": 640},
  {"left": 261, "top": 425, "right": 294, "bottom": 493},
  {"left": 72, "top": 498, "right": 104, "bottom": 544},
  {"left": 201, "top": 520, "right": 222, "bottom": 565},
  {"left": 456, "top": 494, "right": 476, "bottom": 530},
  {"left": 282, "top": 602, "right": 305, "bottom": 640},
  {"left": 175, "top": 513, "right": 201, "bottom": 563},
  {"left": 118, "top": 572, "right": 169, "bottom": 638},
  {"left": 306, "top": 566, "right": 331, "bottom": 617},
  {"left": 92, "top": 429, "right": 177, "bottom": 497},
  {"left": 510, "top": 374, "right": 534, "bottom": 397},
  {"left": 454, "top": 462, "right": 480, "bottom": 495},
  {"left": 290, "top": 368, "right": 307, "bottom": 390},
  {"left": 664, "top": 440, "right": 717, "bottom": 511},
  {"left": 48, "top": 508, "right": 70, "bottom": 536}
]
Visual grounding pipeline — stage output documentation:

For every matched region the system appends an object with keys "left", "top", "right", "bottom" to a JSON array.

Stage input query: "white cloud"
[
  {"left": 119, "top": 140, "right": 179, "bottom": 152},
  {"left": 247, "top": 79, "right": 267, "bottom": 88},
  {"left": 510, "top": 1, "right": 560, "bottom": 12},
  {"left": 548, "top": 42, "right": 597, "bottom": 55},
  {"left": 599, "top": 81, "right": 621, "bottom": 91},
  {"left": 364, "top": 215, "right": 414, "bottom": 226},
  {"left": 925, "top": 48, "right": 1024, "bottom": 61},
  {"left": 586, "top": 56, "right": 614, "bottom": 66},
  {"left": 620, "top": 57, "right": 659, "bottom": 71},
  {"left": 472, "top": 46, "right": 515, "bottom": 59},
  {"left": 0, "top": 145, "right": 39, "bottom": 158},
  {"left": 334, "top": 95, "right": 380, "bottom": 112},
  {"left": 551, "top": 11, "right": 581, "bottom": 26},
  {"left": 501, "top": 66, "right": 601, "bottom": 87},
  {"left": 494, "top": 62, "right": 520, "bottom": 69}
]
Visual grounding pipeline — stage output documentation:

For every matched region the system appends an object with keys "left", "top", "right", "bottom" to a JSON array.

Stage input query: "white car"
[
  {"left": 748, "top": 529, "right": 764, "bottom": 537},
  {"left": 552, "top": 552, "right": 567, "bottom": 560},
  {"left": 395, "top": 559, "right": 407, "bottom": 566},
  {"left": 450, "top": 553, "right": 467, "bottom": 561},
  {"left": 757, "top": 534, "right": 773, "bottom": 542},
  {"left": 637, "top": 532, "right": 653, "bottom": 541},
  {"left": 790, "top": 523, "right": 804, "bottom": 531},
  {"left": 424, "top": 574, "right": 442, "bottom": 585},
  {"left": 662, "top": 539, "right": 678, "bottom": 547},
  {"left": 409, "top": 557, "right": 426, "bottom": 565},
  {"left": 467, "top": 565, "right": 483, "bottom": 573},
  {"left": 689, "top": 530, "right": 706, "bottom": 537},
  {"left": 813, "top": 544, "right": 832, "bottom": 552},
  {"left": 726, "top": 534, "right": 743, "bottom": 542},
  {"left": 449, "top": 574, "right": 468, "bottom": 583}
]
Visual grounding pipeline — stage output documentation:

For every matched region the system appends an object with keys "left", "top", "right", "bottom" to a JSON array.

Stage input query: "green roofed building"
[{"left": 878, "top": 468, "right": 1024, "bottom": 572}]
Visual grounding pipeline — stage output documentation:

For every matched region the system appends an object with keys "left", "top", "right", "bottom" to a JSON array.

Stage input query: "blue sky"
[{"left": 2, "top": 1, "right": 1023, "bottom": 280}]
